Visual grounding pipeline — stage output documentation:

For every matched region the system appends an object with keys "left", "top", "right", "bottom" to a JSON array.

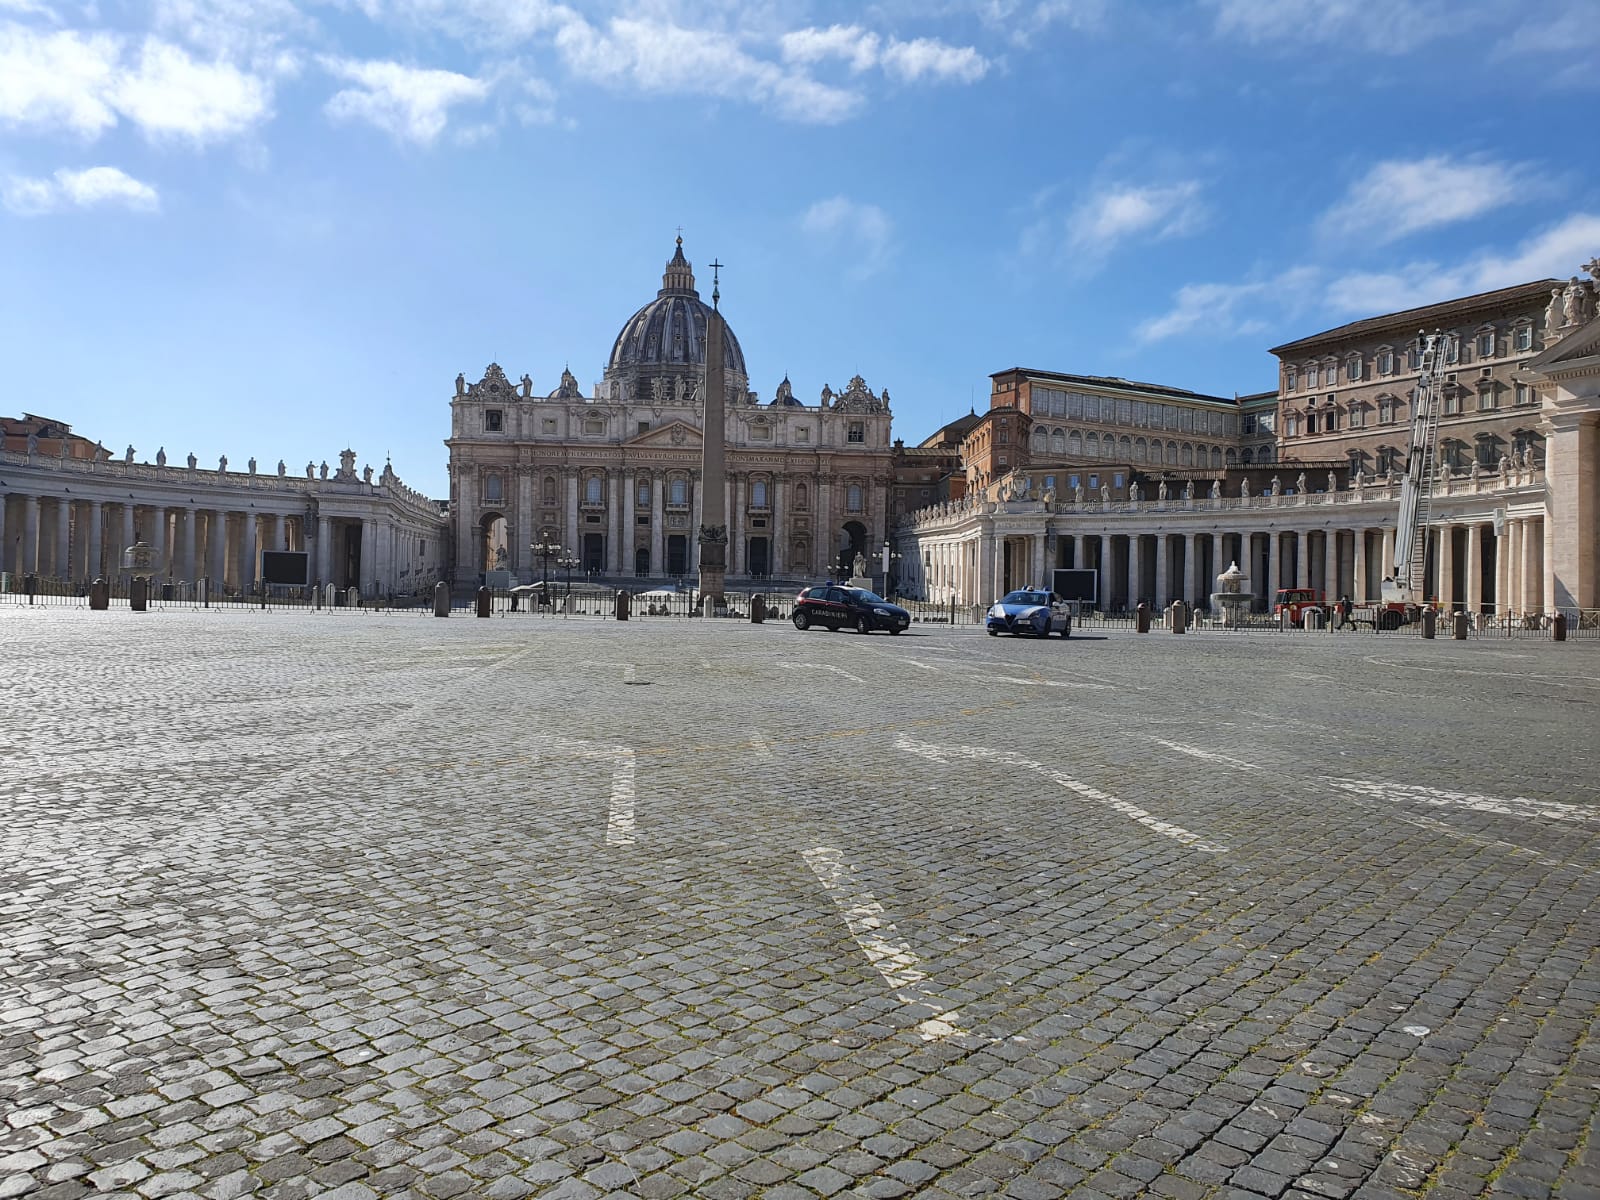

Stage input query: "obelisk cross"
[{"left": 709, "top": 259, "right": 723, "bottom": 310}]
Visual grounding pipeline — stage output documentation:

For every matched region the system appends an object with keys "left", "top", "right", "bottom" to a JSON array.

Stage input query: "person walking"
[{"left": 1336, "top": 594, "right": 1355, "bottom": 630}]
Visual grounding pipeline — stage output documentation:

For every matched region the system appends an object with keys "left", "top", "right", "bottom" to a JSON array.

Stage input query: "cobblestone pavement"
[{"left": 3, "top": 608, "right": 1599, "bottom": 1200}]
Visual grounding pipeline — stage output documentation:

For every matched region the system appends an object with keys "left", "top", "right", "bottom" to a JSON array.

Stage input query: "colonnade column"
[
  {"left": 21, "top": 495, "right": 39, "bottom": 575},
  {"left": 1353, "top": 529, "right": 1368, "bottom": 601},
  {"left": 1323, "top": 531, "right": 1339, "bottom": 601},
  {"left": 241, "top": 512, "right": 257, "bottom": 591},
  {"left": 1520, "top": 518, "right": 1539, "bottom": 612},
  {"left": 55, "top": 500, "right": 71, "bottom": 581},
  {"left": 1182, "top": 533, "right": 1196, "bottom": 607},
  {"left": 622, "top": 468, "right": 637, "bottom": 578},
  {"left": 1265, "top": 532, "right": 1278, "bottom": 606},
  {"left": 210, "top": 512, "right": 227, "bottom": 589},
  {"left": 1126, "top": 535, "right": 1139, "bottom": 608},
  {"left": 1464, "top": 524, "right": 1481, "bottom": 612},
  {"left": 181, "top": 508, "right": 197, "bottom": 583},
  {"left": 121, "top": 503, "right": 135, "bottom": 569},
  {"left": 649, "top": 471, "right": 664, "bottom": 577},
  {"left": 88, "top": 502, "right": 104, "bottom": 579},
  {"left": 1153, "top": 533, "right": 1168, "bottom": 608},
  {"left": 360, "top": 518, "right": 376, "bottom": 593},
  {"left": 565, "top": 471, "right": 579, "bottom": 557},
  {"left": 1437, "top": 523, "right": 1454, "bottom": 609},
  {"left": 316, "top": 516, "right": 332, "bottom": 587},
  {"left": 771, "top": 478, "right": 785, "bottom": 576},
  {"left": 1495, "top": 520, "right": 1511, "bottom": 614},
  {"left": 1379, "top": 527, "right": 1395, "bottom": 587},
  {"left": 1031, "top": 532, "right": 1047, "bottom": 587},
  {"left": 515, "top": 468, "right": 533, "bottom": 577},
  {"left": 1295, "top": 533, "right": 1309, "bottom": 589},
  {"left": 731, "top": 474, "right": 745, "bottom": 577}
]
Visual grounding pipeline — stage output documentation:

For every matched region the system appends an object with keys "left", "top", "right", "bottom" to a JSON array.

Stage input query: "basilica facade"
[{"left": 444, "top": 240, "right": 895, "bottom": 588}]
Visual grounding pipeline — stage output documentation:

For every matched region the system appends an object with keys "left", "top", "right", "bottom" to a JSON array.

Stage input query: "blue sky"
[{"left": 2, "top": 0, "right": 1597, "bottom": 498}]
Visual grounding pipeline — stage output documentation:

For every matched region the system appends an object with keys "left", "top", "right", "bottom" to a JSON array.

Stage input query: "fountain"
[{"left": 1210, "top": 560, "right": 1253, "bottom": 627}]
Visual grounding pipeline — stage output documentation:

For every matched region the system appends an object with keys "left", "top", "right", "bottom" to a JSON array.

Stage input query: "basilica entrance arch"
[
  {"left": 582, "top": 533, "right": 605, "bottom": 575},
  {"left": 838, "top": 521, "right": 868, "bottom": 576},
  {"left": 667, "top": 534, "right": 688, "bottom": 577},
  {"left": 635, "top": 547, "right": 650, "bottom": 577},
  {"left": 747, "top": 536, "right": 770, "bottom": 578},
  {"left": 478, "top": 513, "right": 508, "bottom": 576}
]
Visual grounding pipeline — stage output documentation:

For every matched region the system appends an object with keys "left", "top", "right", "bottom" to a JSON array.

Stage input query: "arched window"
[
  {"left": 1134, "top": 438, "right": 1147, "bottom": 462},
  {"left": 485, "top": 474, "right": 503, "bottom": 502},
  {"left": 795, "top": 482, "right": 809, "bottom": 510},
  {"left": 751, "top": 479, "right": 768, "bottom": 508},
  {"left": 1165, "top": 443, "right": 1178, "bottom": 465},
  {"left": 1068, "top": 431, "right": 1083, "bottom": 457},
  {"left": 636, "top": 478, "right": 650, "bottom": 507},
  {"left": 1225, "top": 448, "right": 1237, "bottom": 466},
  {"left": 1242, "top": 449, "right": 1254, "bottom": 465},
  {"left": 1258, "top": 445, "right": 1274, "bottom": 464},
  {"left": 1210, "top": 447, "right": 1222, "bottom": 469},
  {"left": 1086, "top": 433, "right": 1100, "bottom": 457},
  {"left": 543, "top": 475, "right": 557, "bottom": 502},
  {"left": 585, "top": 476, "right": 603, "bottom": 504},
  {"left": 1119, "top": 436, "right": 1131, "bottom": 459},
  {"left": 1050, "top": 431, "right": 1065, "bottom": 455},
  {"left": 1180, "top": 444, "right": 1193, "bottom": 467},
  {"left": 1032, "top": 427, "right": 1047, "bottom": 453},
  {"left": 669, "top": 478, "right": 687, "bottom": 505}
]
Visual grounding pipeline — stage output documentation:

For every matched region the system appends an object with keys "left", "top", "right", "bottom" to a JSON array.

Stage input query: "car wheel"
[
  {"left": 987, "top": 628, "right": 999, "bottom": 636},
  {"left": 1060, "top": 625, "right": 1071, "bottom": 638},
  {"left": 792, "top": 611, "right": 809, "bottom": 631},
  {"left": 1379, "top": 610, "right": 1402, "bottom": 631},
  {"left": 855, "top": 616, "right": 870, "bottom": 635},
  {"left": 889, "top": 627, "right": 901, "bottom": 635}
]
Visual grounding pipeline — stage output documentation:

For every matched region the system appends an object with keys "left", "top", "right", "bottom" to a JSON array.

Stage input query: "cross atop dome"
[{"left": 660, "top": 235, "right": 697, "bottom": 297}]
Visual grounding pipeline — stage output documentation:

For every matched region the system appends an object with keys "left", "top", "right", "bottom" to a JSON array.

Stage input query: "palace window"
[
  {"left": 1407, "top": 343, "right": 1422, "bottom": 370},
  {"left": 636, "top": 480, "right": 650, "bottom": 507},
  {"left": 1242, "top": 414, "right": 1258, "bottom": 435},
  {"left": 669, "top": 478, "right": 687, "bottom": 506},
  {"left": 1377, "top": 348, "right": 1394, "bottom": 375},
  {"left": 1285, "top": 367, "right": 1297, "bottom": 391},
  {"left": 1087, "top": 474, "right": 1098, "bottom": 489},
  {"left": 1068, "top": 474, "right": 1080, "bottom": 488},
  {"left": 848, "top": 422, "right": 865, "bottom": 443},
  {"left": 1308, "top": 365, "right": 1319, "bottom": 388},
  {"left": 1044, "top": 475, "right": 1056, "bottom": 491},
  {"left": 585, "top": 476, "right": 603, "bottom": 504},
  {"left": 1515, "top": 382, "right": 1532, "bottom": 406},
  {"left": 751, "top": 480, "right": 768, "bottom": 508},
  {"left": 1286, "top": 414, "right": 1299, "bottom": 436},
  {"left": 1349, "top": 403, "right": 1364, "bottom": 428},
  {"left": 485, "top": 409, "right": 503, "bottom": 432},
  {"left": 1514, "top": 322, "right": 1533, "bottom": 351},
  {"left": 1477, "top": 329, "right": 1496, "bottom": 358},
  {"left": 846, "top": 484, "right": 863, "bottom": 512},
  {"left": 1346, "top": 356, "right": 1363, "bottom": 382},
  {"left": 1305, "top": 411, "right": 1318, "bottom": 435},
  {"left": 1443, "top": 388, "right": 1460, "bottom": 416},
  {"left": 1378, "top": 395, "right": 1395, "bottom": 423},
  {"left": 1478, "top": 386, "right": 1497, "bottom": 411},
  {"left": 1113, "top": 473, "right": 1125, "bottom": 488}
]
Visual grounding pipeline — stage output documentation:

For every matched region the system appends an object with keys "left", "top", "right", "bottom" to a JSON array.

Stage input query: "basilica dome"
[{"left": 605, "top": 239, "right": 748, "bottom": 393}]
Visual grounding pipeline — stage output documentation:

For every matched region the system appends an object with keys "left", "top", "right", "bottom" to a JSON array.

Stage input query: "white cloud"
[
  {"left": 0, "top": 22, "right": 271, "bottom": 143},
  {"left": 780, "top": 24, "right": 989, "bottom": 84},
  {"left": 1021, "top": 178, "right": 1206, "bottom": 272},
  {"left": 322, "top": 57, "right": 490, "bottom": 145},
  {"left": 3, "top": 166, "right": 159, "bottom": 216},
  {"left": 1319, "top": 155, "right": 1531, "bottom": 244},
  {"left": 558, "top": 16, "right": 862, "bottom": 124},
  {"left": 801, "top": 195, "right": 893, "bottom": 278},
  {"left": 975, "top": 0, "right": 1107, "bottom": 44},
  {"left": 1204, "top": 0, "right": 1460, "bottom": 53},
  {"left": 1137, "top": 267, "right": 1317, "bottom": 343},
  {"left": 152, "top": 0, "right": 310, "bottom": 74},
  {"left": 0, "top": 24, "right": 121, "bottom": 137},
  {"left": 114, "top": 38, "right": 272, "bottom": 143},
  {"left": 780, "top": 24, "right": 880, "bottom": 72},
  {"left": 1324, "top": 212, "right": 1600, "bottom": 314}
]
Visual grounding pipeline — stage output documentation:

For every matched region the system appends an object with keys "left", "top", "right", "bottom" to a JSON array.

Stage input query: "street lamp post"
[
  {"left": 532, "top": 535, "right": 561, "bottom": 609},
  {"left": 558, "top": 550, "right": 578, "bottom": 610}
]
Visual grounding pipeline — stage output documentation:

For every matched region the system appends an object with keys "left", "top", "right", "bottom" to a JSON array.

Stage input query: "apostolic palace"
[{"left": 3, "top": 240, "right": 1599, "bottom": 616}]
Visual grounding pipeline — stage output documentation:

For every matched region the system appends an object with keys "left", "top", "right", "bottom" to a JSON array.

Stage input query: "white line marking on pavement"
[
  {"left": 1153, "top": 740, "right": 1262, "bottom": 772},
  {"left": 1328, "top": 779, "right": 1597, "bottom": 824},
  {"left": 606, "top": 749, "right": 637, "bottom": 846},
  {"left": 1389, "top": 812, "right": 1560, "bottom": 868},
  {"left": 803, "top": 846, "right": 967, "bottom": 1041},
  {"left": 749, "top": 731, "right": 774, "bottom": 761},
  {"left": 970, "top": 673, "right": 1110, "bottom": 690},
  {"left": 780, "top": 662, "right": 867, "bottom": 685},
  {"left": 896, "top": 735, "right": 1227, "bottom": 853}
]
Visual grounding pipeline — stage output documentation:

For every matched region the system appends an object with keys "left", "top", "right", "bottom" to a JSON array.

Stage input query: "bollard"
[
  {"left": 1453, "top": 612, "right": 1469, "bottom": 640},
  {"left": 616, "top": 590, "right": 631, "bottom": 621},
  {"left": 89, "top": 577, "right": 110, "bottom": 610},
  {"left": 476, "top": 586, "right": 491, "bottom": 618},
  {"left": 1553, "top": 612, "right": 1567, "bottom": 642},
  {"left": 1136, "top": 602, "right": 1150, "bottom": 634},
  {"left": 25, "top": 573, "right": 36, "bottom": 605},
  {"left": 1421, "top": 607, "right": 1436, "bottom": 639},
  {"left": 750, "top": 593, "right": 765, "bottom": 624},
  {"left": 433, "top": 580, "right": 451, "bottom": 617},
  {"left": 346, "top": 586, "right": 360, "bottom": 609},
  {"left": 129, "top": 576, "right": 148, "bottom": 612},
  {"left": 325, "top": 583, "right": 338, "bottom": 608},
  {"left": 1170, "top": 600, "right": 1188, "bottom": 634}
]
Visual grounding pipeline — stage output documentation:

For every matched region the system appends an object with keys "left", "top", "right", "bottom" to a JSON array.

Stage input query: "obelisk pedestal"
[{"left": 697, "top": 268, "right": 729, "bottom": 609}]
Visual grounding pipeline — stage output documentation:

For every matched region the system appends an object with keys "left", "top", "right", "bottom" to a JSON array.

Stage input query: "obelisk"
[{"left": 697, "top": 259, "right": 728, "bottom": 607}]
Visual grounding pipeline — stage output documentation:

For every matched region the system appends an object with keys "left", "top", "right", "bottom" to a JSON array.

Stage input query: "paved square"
[{"left": 3, "top": 609, "right": 1599, "bottom": 1200}]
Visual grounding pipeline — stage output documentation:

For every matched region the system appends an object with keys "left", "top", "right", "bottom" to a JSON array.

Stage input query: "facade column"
[
  {"left": 1294, "top": 532, "right": 1309, "bottom": 589},
  {"left": 1183, "top": 533, "right": 1197, "bottom": 607},
  {"left": 88, "top": 502, "right": 104, "bottom": 579},
  {"left": 1464, "top": 522, "right": 1482, "bottom": 613},
  {"left": 1265, "top": 531, "right": 1278, "bottom": 606},
  {"left": 1154, "top": 532, "right": 1168, "bottom": 608},
  {"left": 564, "top": 470, "right": 579, "bottom": 558},
  {"left": 771, "top": 477, "right": 785, "bottom": 576},
  {"left": 516, "top": 468, "right": 533, "bottom": 577},
  {"left": 622, "top": 467, "right": 637, "bottom": 578},
  {"left": 649, "top": 470, "right": 664, "bottom": 578},
  {"left": 815, "top": 477, "right": 830, "bottom": 576},
  {"left": 1353, "top": 527, "right": 1368, "bottom": 601},
  {"left": 731, "top": 473, "right": 745, "bottom": 577},
  {"left": 1521, "top": 517, "right": 1539, "bottom": 612},
  {"left": 1379, "top": 527, "right": 1395, "bottom": 588},
  {"left": 1507, "top": 520, "right": 1523, "bottom": 614},
  {"left": 1323, "top": 530, "right": 1338, "bottom": 601},
  {"left": 1437, "top": 523, "right": 1454, "bottom": 609}
]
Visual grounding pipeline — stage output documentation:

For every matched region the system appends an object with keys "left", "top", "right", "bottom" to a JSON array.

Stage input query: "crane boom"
[{"left": 1386, "top": 330, "right": 1455, "bottom": 604}]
